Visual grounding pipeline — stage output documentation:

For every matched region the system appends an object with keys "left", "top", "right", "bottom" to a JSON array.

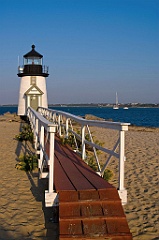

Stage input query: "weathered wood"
[
  {"left": 54, "top": 154, "right": 75, "bottom": 191},
  {"left": 55, "top": 139, "right": 95, "bottom": 190}
]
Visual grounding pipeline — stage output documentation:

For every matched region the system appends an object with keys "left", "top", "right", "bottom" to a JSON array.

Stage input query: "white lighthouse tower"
[{"left": 17, "top": 45, "right": 49, "bottom": 116}]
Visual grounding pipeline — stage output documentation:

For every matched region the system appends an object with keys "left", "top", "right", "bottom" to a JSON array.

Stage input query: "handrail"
[
  {"left": 38, "top": 107, "right": 130, "bottom": 205},
  {"left": 39, "top": 108, "right": 129, "bottom": 130}
]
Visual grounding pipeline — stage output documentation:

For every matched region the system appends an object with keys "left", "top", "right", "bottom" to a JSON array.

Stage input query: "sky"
[{"left": 0, "top": 0, "right": 158, "bottom": 104}]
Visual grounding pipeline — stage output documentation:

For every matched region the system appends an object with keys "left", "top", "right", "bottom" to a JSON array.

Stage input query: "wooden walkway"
[{"left": 54, "top": 137, "right": 132, "bottom": 239}]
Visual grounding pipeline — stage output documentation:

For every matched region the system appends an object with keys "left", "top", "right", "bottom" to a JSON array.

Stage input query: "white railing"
[
  {"left": 38, "top": 107, "right": 130, "bottom": 205},
  {"left": 27, "top": 107, "right": 58, "bottom": 207}
]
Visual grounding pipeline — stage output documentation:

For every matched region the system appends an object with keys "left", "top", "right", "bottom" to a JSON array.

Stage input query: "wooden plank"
[
  {"left": 55, "top": 140, "right": 95, "bottom": 191},
  {"left": 56, "top": 138, "right": 115, "bottom": 190},
  {"left": 59, "top": 191, "right": 79, "bottom": 202},
  {"left": 54, "top": 155, "right": 75, "bottom": 191},
  {"left": 106, "top": 218, "right": 131, "bottom": 234}
]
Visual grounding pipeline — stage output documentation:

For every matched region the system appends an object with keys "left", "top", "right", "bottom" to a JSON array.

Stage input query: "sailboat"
[{"left": 113, "top": 92, "right": 119, "bottom": 109}]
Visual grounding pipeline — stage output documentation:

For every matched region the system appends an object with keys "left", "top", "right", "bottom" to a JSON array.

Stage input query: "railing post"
[
  {"left": 34, "top": 118, "right": 39, "bottom": 150},
  {"left": 33, "top": 115, "right": 36, "bottom": 137},
  {"left": 58, "top": 115, "right": 61, "bottom": 136},
  {"left": 53, "top": 113, "right": 56, "bottom": 124},
  {"left": 48, "top": 125, "right": 56, "bottom": 193},
  {"left": 39, "top": 125, "right": 44, "bottom": 169},
  {"left": 47, "top": 109, "right": 49, "bottom": 119},
  {"left": 30, "top": 111, "right": 34, "bottom": 131},
  {"left": 81, "top": 125, "right": 86, "bottom": 160},
  {"left": 45, "top": 124, "right": 58, "bottom": 207},
  {"left": 66, "top": 118, "right": 69, "bottom": 138},
  {"left": 49, "top": 112, "right": 52, "bottom": 122},
  {"left": 118, "top": 129, "right": 127, "bottom": 205},
  {"left": 119, "top": 130, "right": 125, "bottom": 190}
]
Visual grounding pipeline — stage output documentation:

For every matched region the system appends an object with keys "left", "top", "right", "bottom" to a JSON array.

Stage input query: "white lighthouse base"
[{"left": 18, "top": 76, "right": 48, "bottom": 116}]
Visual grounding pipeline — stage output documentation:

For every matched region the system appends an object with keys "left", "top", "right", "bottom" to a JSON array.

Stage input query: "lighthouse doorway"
[
  {"left": 30, "top": 95, "right": 38, "bottom": 110},
  {"left": 25, "top": 85, "right": 43, "bottom": 112}
]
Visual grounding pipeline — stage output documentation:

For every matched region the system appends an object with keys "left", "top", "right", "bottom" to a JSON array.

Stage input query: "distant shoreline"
[{"left": 1, "top": 103, "right": 159, "bottom": 108}]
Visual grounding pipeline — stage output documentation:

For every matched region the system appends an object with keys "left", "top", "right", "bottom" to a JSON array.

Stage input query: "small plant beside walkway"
[{"left": 15, "top": 123, "right": 38, "bottom": 171}]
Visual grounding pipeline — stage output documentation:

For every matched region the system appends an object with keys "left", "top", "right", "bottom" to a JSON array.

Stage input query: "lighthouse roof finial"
[{"left": 32, "top": 44, "right": 35, "bottom": 49}]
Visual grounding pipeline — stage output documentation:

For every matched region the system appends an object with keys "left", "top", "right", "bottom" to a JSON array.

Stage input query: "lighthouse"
[{"left": 17, "top": 45, "right": 49, "bottom": 116}]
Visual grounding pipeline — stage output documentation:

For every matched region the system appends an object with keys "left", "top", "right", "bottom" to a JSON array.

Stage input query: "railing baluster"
[
  {"left": 69, "top": 120, "right": 78, "bottom": 150},
  {"left": 39, "top": 125, "right": 44, "bottom": 170},
  {"left": 100, "top": 137, "right": 119, "bottom": 176},
  {"left": 35, "top": 118, "right": 39, "bottom": 150},
  {"left": 119, "top": 130, "right": 125, "bottom": 191},
  {"left": 66, "top": 118, "right": 69, "bottom": 138},
  {"left": 48, "top": 125, "right": 56, "bottom": 193},
  {"left": 81, "top": 125, "right": 86, "bottom": 160},
  {"left": 86, "top": 125, "right": 101, "bottom": 172},
  {"left": 53, "top": 113, "right": 56, "bottom": 123},
  {"left": 58, "top": 115, "right": 61, "bottom": 136}
]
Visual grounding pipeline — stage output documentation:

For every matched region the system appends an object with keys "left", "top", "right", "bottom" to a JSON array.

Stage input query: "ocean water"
[
  {"left": 0, "top": 106, "right": 18, "bottom": 115},
  {"left": 0, "top": 106, "right": 159, "bottom": 128}
]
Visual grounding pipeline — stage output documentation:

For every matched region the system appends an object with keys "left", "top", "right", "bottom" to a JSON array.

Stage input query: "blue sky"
[{"left": 0, "top": 0, "right": 158, "bottom": 104}]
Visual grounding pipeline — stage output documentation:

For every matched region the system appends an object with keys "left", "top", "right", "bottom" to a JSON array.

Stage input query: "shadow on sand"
[{"left": 14, "top": 121, "right": 59, "bottom": 239}]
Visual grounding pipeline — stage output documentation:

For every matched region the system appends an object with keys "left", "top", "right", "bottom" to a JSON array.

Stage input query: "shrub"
[
  {"left": 15, "top": 154, "right": 38, "bottom": 171},
  {"left": 60, "top": 134, "right": 75, "bottom": 147},
  {"left": 103, "top": 169, "right": 114, "bottom": 181},
  {"left": 87, "top": 156, "right": 98, "bottom": 171},
  {"left": 15, "top": 123, "right": 34, "bottom": 143},
  {"left": 87, "top": 156, "right": 114, "bottom": 182}
]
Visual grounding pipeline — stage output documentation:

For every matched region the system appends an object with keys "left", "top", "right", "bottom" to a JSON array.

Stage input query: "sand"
[
  {"left": 0, "top": 113, "right": 159, "bottom": 239},
  {"left": 0, "top": 114, "right": 58, "bottom": 240},
  {"left": 124, "top": 127, "right": 159, "bottom": 239}
]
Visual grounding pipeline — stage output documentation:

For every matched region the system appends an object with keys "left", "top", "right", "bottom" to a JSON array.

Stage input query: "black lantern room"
[{"left": 18, "top": 45, "right": 49, "bottom": 77}]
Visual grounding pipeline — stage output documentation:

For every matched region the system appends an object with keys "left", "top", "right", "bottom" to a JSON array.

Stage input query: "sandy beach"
[
  {"left": 124, "top": 126, "right": 159, "bottom": 240},
  {"left": 0, "top": 113, "right": 159, "bottom": 239},
  {"left": 0, "top": 113, "right": 58, "bottom": 240}
]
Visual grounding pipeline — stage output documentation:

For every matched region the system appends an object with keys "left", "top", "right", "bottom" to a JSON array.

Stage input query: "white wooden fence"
[
  {"left": 37, "top": 107, "right": 130, "bottom": 205},
  {"left": 27, "top": 107, "right": 58, "bottom": 207}
]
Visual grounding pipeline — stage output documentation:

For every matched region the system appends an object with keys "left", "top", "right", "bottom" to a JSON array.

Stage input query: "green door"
[{"left": 30, "top": 95, "right": 38, "bottom": 110}]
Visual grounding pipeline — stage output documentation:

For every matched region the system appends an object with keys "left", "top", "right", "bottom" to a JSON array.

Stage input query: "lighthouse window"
[
  {"left": 30, "top": 76, "right": 36, "bottom": 85},
  {"left": 24, "top": 58, "right": 42, "bottom": 65}
]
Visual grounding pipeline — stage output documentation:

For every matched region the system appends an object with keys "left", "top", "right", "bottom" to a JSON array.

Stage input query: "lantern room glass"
[{"left": 24, "top": 57, "right": 42, "bottom": 65}]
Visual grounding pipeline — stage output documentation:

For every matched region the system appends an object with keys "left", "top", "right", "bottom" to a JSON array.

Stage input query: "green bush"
[
  {"left": 103, "top": 169, "right": 114, "bottom": 181},
  {"left": 15, "top": 123, "right": 33, "bottom": 143},
  {"left": 87, "top": 156, "right": 114, "bottom": 182},
  {"left": 87, "top": 156, "right": 98, "bottom": 171},
  {"left": 60, "top": 134, "right": 75, "bottom": 147},
  {"left": 15, "top": 154, "right": 38, "bottom": 171}
]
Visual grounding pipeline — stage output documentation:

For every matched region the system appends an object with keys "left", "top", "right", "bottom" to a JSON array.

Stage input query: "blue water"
[
  {"left": 0, "top": 106, "right": 18, "bottom": 115},
  {"left": 0, "top": 106, "right": 159, "bottom": 128}
]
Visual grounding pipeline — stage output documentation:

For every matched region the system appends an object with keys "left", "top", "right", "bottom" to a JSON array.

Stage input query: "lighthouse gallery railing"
[{"left": 27, "top": 106, "right": 130, "bottom": 206}]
